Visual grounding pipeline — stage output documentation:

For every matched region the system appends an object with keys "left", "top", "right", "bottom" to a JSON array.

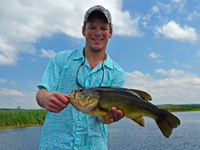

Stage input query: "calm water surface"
[
  {"left": 107, "top": 111, "right": 200, "bottom": 150},
  {"left": 0, "top": 111, "right": 199, "bottom": 150}
]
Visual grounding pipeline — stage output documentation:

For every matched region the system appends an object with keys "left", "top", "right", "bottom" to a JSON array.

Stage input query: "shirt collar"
[
  {"left": 104, "top": 54, "right": 113, "bottom": 69},
  {"left": 73, "top": 47, "right": 84, "bottom": 60},
  {"left": 73, "top": 47, "right": 114, "bottom": 69}
]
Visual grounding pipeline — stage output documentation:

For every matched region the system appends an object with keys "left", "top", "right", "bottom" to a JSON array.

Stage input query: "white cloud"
[
  {"left": 171, "top": 0, "right": 186, "bottom": 12},
  {"left": 10, "top": 80, "right": 17, "bottom": 85},
  {"left": 124, "top": 69, "right": 200, "bottom": 104},
  {"left": 196, "top": 51, "right": 200, "bottom": 57},
  {"left": 152, "top": 5, "right": 159, "bottom": 13},
  {"left": 113, "top": 12, "right": 142, "bottom": 36},
  {"left": 187, "top": 10, "right": 200, "bottom": 21},
  {"left": 171, "top": 0, "right": 183, "bottom": 2},
  {"left": 0, "top": 0, "right": 142, "bottom": 66},
  {"left": 182, "top": 64, "right": 192, "bottom": 68},
  {"left": 41, "top": 49, "right": 56, "bottom": 58},
  {"left": 0, "top": 88, "right": 25, "bottom": 97},
  {"left": 173, "top": 60, "right": 178, "bottom": 65},
  {"left": 155, "top": 20, "right": 198, "bottom": 42},
  {"left": 162, "top": 4, "right": 171, "bottom": 14},
  {"left": 0, "top": 90, "right": 41, "bottom": 109},
  {"left": 0, "top": 37, "right": 18, "bottom": 65},
  {"left": 142, "top": 14, "right": 151, "bottom": 21},
  {"left": 156, "top": 2, "right": 172, "bottom": 14},
  {"left": 155, "top": 69, "right": 167, "bottom": 74},
  {"left": 149, "top": 52, "right": 161, "bottom": 58},
  {"left": 0, "top": 78, "right": 7, "bottom": 83},
  {"left": 143, "top": 22, "right": 148, "bottom": 27},
  {"left": 157, "top": 60, "right": 163, "bottom": 63}
]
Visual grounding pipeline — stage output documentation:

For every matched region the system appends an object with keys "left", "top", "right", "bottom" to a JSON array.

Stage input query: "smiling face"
[{"left": 82, "top": 17, "right": 113, "bottom": 53}]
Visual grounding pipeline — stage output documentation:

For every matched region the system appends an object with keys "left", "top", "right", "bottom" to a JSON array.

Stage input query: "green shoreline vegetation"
[
  {"left": 0, "top": 109, "right": 47, "bottom": 129},
  {"left": 0, "top": 104, "right": 200, "bottom": 128}
]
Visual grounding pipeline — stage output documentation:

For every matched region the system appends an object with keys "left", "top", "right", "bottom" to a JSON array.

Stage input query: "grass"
[
  {"left": 0, "top": 109, "right": 47, "bottom": 128},
  {"left": 157, "top": 104, "right": 200, "bottom": 112},
  {"left": 0, "top": 104, "right": 199, "bottom": 128}
]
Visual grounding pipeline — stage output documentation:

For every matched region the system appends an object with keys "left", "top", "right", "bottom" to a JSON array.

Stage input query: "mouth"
[
  {"left": 92, "top": 38, "right": 103, "bottom": 42},
  {"left": 68, "top": 97, "right": 76, "bottom": 101}
]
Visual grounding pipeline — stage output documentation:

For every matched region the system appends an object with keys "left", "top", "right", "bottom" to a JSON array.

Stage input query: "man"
[{"left": 36, "top": 5, "right": 125, "bottom": 150}]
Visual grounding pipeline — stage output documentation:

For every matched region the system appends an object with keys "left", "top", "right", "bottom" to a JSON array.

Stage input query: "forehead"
[{"left": 86, "top": 17, "right": 109, "bottom": 27}]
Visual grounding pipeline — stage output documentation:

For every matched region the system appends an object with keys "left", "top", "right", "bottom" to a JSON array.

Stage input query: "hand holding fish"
[
  {"left": 108, "top": 107, "right": 124, "bottom": 123},
  {"left": 36, "top": 88, "right": 70, "bottom": 113},
  {"left": 98, "top": 107, "right": 124, "bottom": 124}
]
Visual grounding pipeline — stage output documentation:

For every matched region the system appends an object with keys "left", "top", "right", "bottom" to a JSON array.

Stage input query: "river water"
[{"left": 0, "top": 111, "right": 199, "bottom": 150}]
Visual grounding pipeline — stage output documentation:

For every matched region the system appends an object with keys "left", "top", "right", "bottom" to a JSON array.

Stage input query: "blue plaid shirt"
[{"left": 38, "top": 48, "right": 125, "bottom": 150}]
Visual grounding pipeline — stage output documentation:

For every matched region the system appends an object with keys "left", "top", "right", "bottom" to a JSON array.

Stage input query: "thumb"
[{"left": 64, "top": 94, "right": 70, "bottom": 98}]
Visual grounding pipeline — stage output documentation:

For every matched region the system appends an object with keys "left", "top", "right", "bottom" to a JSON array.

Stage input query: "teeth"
[{"left": 93, "top": 39, "right": 102, "bottom": 41}]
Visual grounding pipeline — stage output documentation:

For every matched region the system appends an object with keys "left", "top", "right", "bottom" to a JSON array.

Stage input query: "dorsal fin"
[
  {"left": 130, "top": 89, "right": 152, "bottom": 101},
  {"left": 92, "top": 86, "right": 152, "bottom": 101}
]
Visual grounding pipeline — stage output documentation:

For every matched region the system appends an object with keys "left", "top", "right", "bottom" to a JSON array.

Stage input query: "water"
[
  {"left": 0, "top": 111, "right": 199, "bottom": 150},
  {"left": 107, "top": 111, "right": 200, "bottom": 150},
  {"left": 0, "top": 125, "right": 43, "bottom": 150}
]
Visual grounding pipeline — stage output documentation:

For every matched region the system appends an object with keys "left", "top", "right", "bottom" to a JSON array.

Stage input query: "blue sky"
[{"left": 1, "top": 0, "right": 200, "bottom": 109}]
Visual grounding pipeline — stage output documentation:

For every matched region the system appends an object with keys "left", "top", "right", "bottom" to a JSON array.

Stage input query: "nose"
[{"left": 94, "top": 28, "right": 101, "bottom": 36}]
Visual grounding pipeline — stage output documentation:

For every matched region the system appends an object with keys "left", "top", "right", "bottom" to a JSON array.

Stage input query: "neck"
[{"left": 84, "top": 48, "right": 106, "bottom": 70}]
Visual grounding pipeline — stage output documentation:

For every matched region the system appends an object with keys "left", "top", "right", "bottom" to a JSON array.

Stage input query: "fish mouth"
[
  {"left": 68, "top": 97, "right": 76, "bottom": 100},
  {"left": 69, "top": 90, "right": 77, "bottom": 100}
]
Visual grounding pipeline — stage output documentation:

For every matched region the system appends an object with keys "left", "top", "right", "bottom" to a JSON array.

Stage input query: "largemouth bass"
[{"left": 68, "top": 86, "right": 180, "bottom": 138}]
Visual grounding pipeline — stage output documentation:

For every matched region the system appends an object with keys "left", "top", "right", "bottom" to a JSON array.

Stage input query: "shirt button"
[{"left": 80, "top": 118, "right": 82, "bottom": 121}]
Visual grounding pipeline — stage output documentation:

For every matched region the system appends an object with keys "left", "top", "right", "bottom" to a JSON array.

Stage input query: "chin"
[{"left": 91, "top": 47, "right": 103, "bottom": 53}]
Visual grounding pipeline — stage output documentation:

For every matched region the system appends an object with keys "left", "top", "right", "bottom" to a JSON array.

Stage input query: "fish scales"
[{"left": 94, "top": 88, "right": 160, "bottom": 119}]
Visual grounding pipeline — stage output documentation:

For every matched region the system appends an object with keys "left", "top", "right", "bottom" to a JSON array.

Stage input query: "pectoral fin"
[{"left": 131, "top": 116, "right": 145, "bottom": 127}]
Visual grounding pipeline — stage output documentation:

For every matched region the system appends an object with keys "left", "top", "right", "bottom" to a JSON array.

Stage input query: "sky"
[{"left": 0, "top": 0, "right": 200, "bottom": 109}]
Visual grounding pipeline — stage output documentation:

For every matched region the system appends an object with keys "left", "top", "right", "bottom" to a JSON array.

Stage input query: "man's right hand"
[{"left": 36, "top": 88, "right": 70, "bottom": 113}]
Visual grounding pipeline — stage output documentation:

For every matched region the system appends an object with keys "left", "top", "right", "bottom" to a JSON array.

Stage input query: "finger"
[
  {"left": 46, "top": 107, "right": 61, "bottom": 113},
  {"left": 54, "top": 92, "right": 70, "bottom": 105},
  {"left": 117, "top": 110, "right": 124, "bottom": 119},
  {"left": 108, "top": 108, "right": 114, "bottom": 123},
  {"left": 46, "top": 102, "right": 62, "bottom": 112},
  {"left": 64, "top": 94, "right": 70, "bottom": 98},
  {"left": 52, "top": 99, "right": 68, "bottom": 110},
  {"left": 48, "top": 96, "right": 68, "bottom": 110},
  {"left": 111, "top": 107, "right": 119, "bottom": 121}
]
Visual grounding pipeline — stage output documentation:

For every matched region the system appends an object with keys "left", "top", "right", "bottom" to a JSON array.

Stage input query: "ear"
[
  {"left": 82, "top": 26, "right": 85, "bottom": 36},
  {"left": 109, "top": 28, "right": 113, "bottom": 38}
]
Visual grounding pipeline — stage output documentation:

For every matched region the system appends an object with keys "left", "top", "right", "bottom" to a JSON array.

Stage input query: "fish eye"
[{"left": 94, "top": 93, "right": 99, "bottom": 97}]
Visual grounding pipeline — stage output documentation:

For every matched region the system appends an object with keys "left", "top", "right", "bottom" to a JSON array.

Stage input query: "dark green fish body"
[{"left": 69, "top": 86, "right": 180, "bottom": 138}]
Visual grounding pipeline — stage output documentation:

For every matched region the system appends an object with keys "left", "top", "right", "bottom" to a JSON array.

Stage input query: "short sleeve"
[{"left": 38, "top": 52, "right": 65, "bottom": 92}]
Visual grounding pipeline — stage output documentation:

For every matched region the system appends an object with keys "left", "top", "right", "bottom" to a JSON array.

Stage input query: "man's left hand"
[{"left": 108, "top": 107, "right": 124, "bottom": 123}]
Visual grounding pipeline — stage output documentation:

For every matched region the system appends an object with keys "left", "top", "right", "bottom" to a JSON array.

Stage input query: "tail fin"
[{"left": 156, "top": 110, "right": 180, "bottom": 138}]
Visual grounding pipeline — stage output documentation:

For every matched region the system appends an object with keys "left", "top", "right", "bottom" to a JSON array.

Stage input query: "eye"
[
  {"left": 101, "top": 27, "right": 108, "bottom": 30},
  {"left": 88, "top": 26, "right": 95, "bottom": 29},
  {"left": 94, "top": 93, "right": 99, "bottom": 97}
]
